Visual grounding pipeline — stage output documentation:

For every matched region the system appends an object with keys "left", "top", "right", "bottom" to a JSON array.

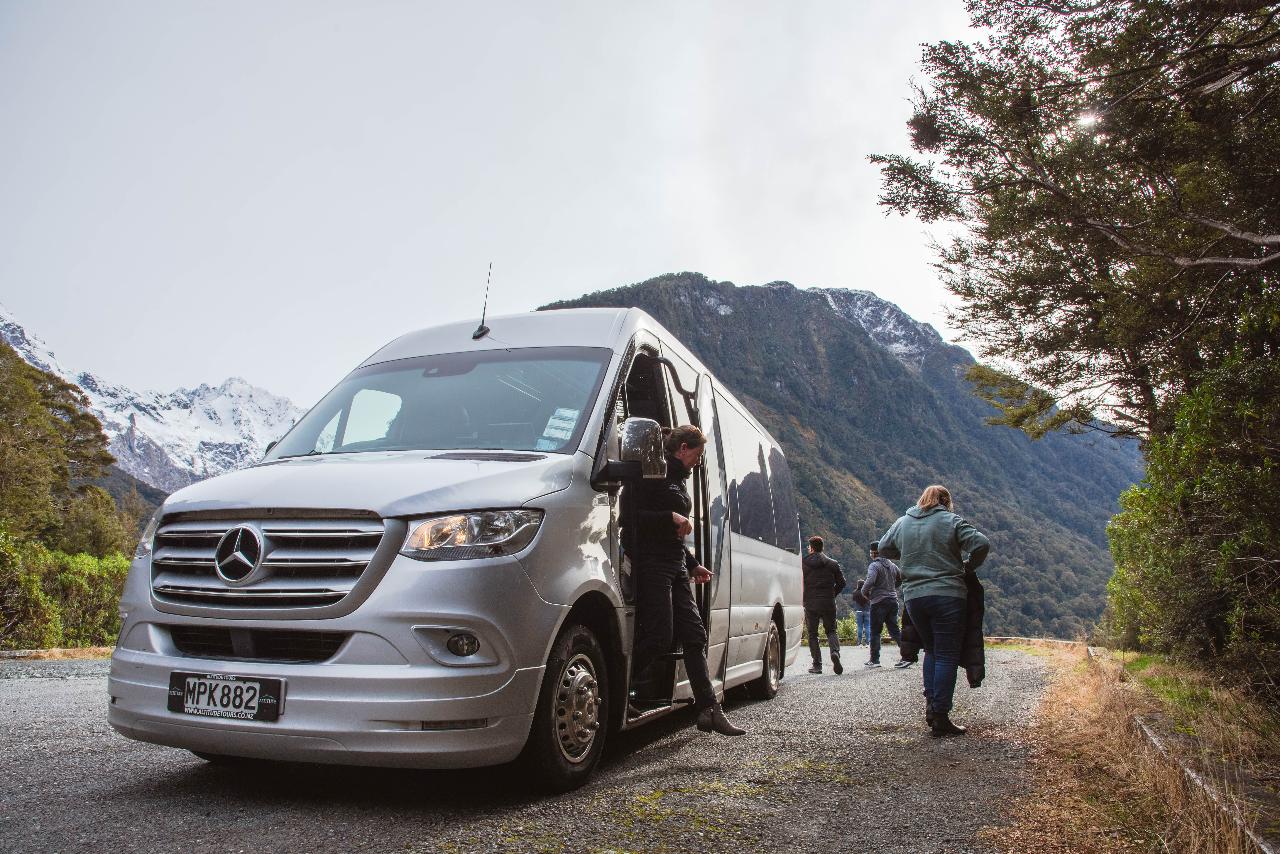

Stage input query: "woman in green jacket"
[{"left": 878, "top": 484, "right": 989, "bottom": 737}]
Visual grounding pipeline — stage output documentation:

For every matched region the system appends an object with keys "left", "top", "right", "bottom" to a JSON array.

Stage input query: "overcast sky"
[{"left": 1, "top": 1, "right": 975, "bottom": 406}]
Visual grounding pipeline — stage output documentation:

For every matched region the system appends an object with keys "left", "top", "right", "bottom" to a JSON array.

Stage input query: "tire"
[
  {"left": 745, "top": 620, "right": 782, "bottom": 700},
  {"left": 518, "top": 621, "right": 609, "bottom": 793}
]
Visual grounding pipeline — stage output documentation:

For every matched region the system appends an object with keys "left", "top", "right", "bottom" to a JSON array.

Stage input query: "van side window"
[
  {"left": 718, "top": 396, "right": 777, "bottom": 543},
  {"left": 767, "top": 447, "right": 800, "bottom": 552},
  {"left": 622, "top": 353, "right": 672, "bottom": 427}
]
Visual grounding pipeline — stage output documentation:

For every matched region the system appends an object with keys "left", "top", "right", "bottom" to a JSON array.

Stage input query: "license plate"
[{"left": 167, "top": 672, "right": 284, "bottom": 722}]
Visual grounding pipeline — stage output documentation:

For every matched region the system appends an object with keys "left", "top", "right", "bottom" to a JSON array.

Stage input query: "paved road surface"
[{"left": 0, "top": 647, "right": 1045, "bottom": 853}]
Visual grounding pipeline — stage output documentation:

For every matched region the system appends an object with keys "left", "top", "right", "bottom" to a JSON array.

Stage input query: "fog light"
[{"left": 446, "top": 633, "right": 480, "bottom": 657}]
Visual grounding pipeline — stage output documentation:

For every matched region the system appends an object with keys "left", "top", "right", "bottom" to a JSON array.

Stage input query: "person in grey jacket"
[
  {"left": 863, "top": 542, "right": 903, "bottom": 668},
  {"left": 879, "top": 484, "right": 990, "bottom": 737}
]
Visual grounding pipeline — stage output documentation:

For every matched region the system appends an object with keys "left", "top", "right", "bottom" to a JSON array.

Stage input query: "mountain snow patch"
[{"left": 1, "top": 302, "right": 303, "bottom": 493}]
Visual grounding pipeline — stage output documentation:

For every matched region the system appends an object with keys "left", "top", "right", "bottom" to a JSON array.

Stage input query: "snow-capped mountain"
[
  {"left": 1, "top": 303, "right": 304, "bottom": 494},
  {"left": 814, "top": 287, "right": 947, "bottom": 370}
]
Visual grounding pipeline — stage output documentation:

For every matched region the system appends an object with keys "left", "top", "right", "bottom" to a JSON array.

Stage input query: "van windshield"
[{"left": 266, "top": 347, "right": 612, "bottom": 459}]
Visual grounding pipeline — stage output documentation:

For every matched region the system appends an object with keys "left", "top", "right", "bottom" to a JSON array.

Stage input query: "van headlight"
[
  {"left": 400, "top": 510, "right": 544, "bottom": 561},
  {"left": 134, "top": 512, "right": 161, "bottom": 559}
]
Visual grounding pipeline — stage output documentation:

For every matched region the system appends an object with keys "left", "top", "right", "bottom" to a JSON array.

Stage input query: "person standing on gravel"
[
  {"left": 862, "top": 542, "right": 903, "bottom": 669},
  {"left": 801, "top": 536, "right": 846, "bottom": 674},
  {"left": 879, "top": 485, "right": 990, "bottom": 738},
  {"left": 622, "top": 424, "right": 745, "bottom": 737},
  {"left": 852, "top": 580, "right": 870, "bottom": 646}
]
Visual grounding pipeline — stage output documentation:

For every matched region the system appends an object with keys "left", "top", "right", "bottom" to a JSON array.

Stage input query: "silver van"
[{"left": 109, "top": 308, "right": 803, "bottom": 789}]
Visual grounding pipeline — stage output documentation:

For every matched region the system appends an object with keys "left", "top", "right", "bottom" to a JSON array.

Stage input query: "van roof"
[{"left": 360, "top": 308, "right": 633, "bottom": 367}]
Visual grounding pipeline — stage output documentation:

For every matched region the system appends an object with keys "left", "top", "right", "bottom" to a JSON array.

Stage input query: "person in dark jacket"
[
  {"left": 879, "top": 484, "right": 990, "bottom": 737},
  {"left": 863, "top": 542, "right": 903, "bottom": 668},
  {"left": 621, "top": 424, "right": 744, "bottom": 737},
  {"left": 802, "top": 536, "right": 846, "bottom": 674}
]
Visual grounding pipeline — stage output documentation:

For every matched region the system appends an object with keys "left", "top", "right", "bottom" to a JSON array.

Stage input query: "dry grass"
[
  {"left": 19, "top": 646, "right": 114, "bottom": 660},
  {"left": 985, "top": 645, "right": 1268, "bottom": 854}
]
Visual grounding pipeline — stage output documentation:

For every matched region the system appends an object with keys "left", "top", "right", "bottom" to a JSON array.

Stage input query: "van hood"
[{"left": 160, "top": 451, "right": 578, "bottom": 519}]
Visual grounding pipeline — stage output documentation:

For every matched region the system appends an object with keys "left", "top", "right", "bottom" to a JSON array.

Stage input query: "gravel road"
[{"left": 0, "top": 647, "right": 1046, "bottom": 854}]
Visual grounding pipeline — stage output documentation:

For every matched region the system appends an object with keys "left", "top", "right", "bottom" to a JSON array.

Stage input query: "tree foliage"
[
  {"left": 0, "top": 340, "right": 140, "bottom": 648},
  {"left": 1105, "top": 356, "right": 1280, "bottom": 696},
  {"left": 0, "top": 529, "right": 130, "bottom": 651},
  {"left": 872, "top": 0, "right": 1280, "bottom": 438},
  {"left": 0, "top": 341, "right": 122, "bottom": 552}
]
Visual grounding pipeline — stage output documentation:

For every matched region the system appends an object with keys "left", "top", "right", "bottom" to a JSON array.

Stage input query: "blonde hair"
[
  {"left": 662, "top": 424, "right": 706, "bottom": 456},
  {"left": 916, "top": 484, "right": 953, "bottom": 511}
]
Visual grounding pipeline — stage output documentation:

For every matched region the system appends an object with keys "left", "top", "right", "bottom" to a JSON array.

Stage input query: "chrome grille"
[{"left": 151, "top": 518, "right": 385, "bottom": 609}]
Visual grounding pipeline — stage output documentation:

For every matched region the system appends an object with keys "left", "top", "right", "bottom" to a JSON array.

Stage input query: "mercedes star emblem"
[{"left": 214, "top": 526, "right": 262, "bottom": 583}]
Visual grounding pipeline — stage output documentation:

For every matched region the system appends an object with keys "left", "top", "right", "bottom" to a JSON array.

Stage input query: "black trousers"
[
  {"left": 869, "top": 599, "right": 902, "bottom": 664},
  {"left": 805, "top": 606, "right": 840, "bottom": 665},
  {"left": 632, "top": 556, "right": 716, "bottom": 711}
]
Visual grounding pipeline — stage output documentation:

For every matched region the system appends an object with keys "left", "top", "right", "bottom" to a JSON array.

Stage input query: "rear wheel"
[
  {"left": 745, "top": 621, "right": 782, "bottom": 700},
  {"left": 519, "top": 621, "right": 609, "bottom": 792}
]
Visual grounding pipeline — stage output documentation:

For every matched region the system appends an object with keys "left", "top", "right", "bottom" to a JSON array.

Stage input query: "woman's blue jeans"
[{"left": 906, "top": 594, "right": 967, "bottom": 716}]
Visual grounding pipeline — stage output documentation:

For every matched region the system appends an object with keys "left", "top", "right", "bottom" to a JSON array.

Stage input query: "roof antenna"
[{"left": 472, "top": 262, "right": 492, "bottom": 340}]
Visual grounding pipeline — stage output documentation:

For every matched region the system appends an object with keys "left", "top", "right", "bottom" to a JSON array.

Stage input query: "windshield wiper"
[{"left": 276, "top": 450, "right": 330, "bottom": 459}]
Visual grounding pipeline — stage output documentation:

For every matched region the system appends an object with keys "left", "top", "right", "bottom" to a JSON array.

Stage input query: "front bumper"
[
  {"left": 107, "top": 552, "right": 564, "bottom": 769},
  {"left": 107, "top": 649, "right": 542, "bottom": 768}
]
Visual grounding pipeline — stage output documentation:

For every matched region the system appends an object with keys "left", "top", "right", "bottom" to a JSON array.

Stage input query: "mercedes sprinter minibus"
[{"left": 109, "top": 308, "right": 803, "bottom": 790}]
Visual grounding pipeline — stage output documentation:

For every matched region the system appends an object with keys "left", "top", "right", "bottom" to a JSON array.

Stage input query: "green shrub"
[
  {"left": 0, "top": 525, "right": 129, "bottom": 649},
  {"left": 0, "top": 529, "right": 62, "bottom": 650},
  {"left": 1107, "top": 356, "right": 1280, "bottom": 699},
  {"left": 49, "top": 550, "right": 130, "bottom": 646}
]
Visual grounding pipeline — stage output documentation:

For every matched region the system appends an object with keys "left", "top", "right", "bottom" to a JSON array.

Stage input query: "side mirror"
[
  {"left": 264, "top": 440, "right": 278, "bottom": 455},
  {"left": 618, "top": 417, "right": 666, "bottom": 479}
]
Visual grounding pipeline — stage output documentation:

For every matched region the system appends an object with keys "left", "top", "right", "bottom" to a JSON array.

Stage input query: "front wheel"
[
  {"left": 745, "top": 621, "right": 782, "bottom": 700},
  {"left": 518, "top": 621, "right": 609, "bottom": 792}
]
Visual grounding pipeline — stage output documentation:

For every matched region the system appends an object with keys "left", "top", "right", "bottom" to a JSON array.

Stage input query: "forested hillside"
[
  {"left": 0, "top": 340, "right": 141, "bottom": 649},
  {"left": 546, "top": 274, "right": 1144, "bottom": 637}
]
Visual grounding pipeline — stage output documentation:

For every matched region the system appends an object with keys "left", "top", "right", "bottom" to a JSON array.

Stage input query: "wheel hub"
[{"left": 554, "top": 653, "right": 600, "bottom": 763}]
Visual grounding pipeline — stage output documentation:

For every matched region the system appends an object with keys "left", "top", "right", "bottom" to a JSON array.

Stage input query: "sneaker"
[
  {"left": 864, "top": 661, "right": 882, "bottom": 669},
  {"left": 807, "top": 663, "right": 822, "bottom": 674},
  {"left": 894, "top": 659, "right": 915, "bottom": 669},
  {"left": 831, "top": 654, "right": 844, "bottom": 675}
]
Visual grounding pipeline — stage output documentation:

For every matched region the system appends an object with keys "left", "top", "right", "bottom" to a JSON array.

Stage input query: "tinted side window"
[
  {"left": 718, "top": 395, "right": 776, "bottom": 543},
  {"left": 768, "top": 447, "right": 800, "bottom": 552}
]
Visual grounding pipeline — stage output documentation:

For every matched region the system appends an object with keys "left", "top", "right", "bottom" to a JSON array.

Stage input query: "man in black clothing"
[
  {"left": 802, "top": 536, "right": 846, "bottom": 674},
  {"left": 620, "top": 424, "right": 744, "bottom": 736}
]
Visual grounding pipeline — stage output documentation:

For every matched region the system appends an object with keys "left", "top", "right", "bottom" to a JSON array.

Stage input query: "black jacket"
[
  {"left": 801, "top": 552, "right": 846, "bottom": 611},
  {"left": 619, "top": 455, "right": 698, "bottom": 571},
  {"left": 852, "top": 581, "right": 869, "bottom": 610},
  {"left": 898, "top": 572, "right": 986, "bottom": 688}
]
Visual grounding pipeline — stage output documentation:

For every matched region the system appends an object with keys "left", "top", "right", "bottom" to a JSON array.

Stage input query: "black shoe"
[
  {"left": 930, "top": 715, "right": 967, "bottom": 737},
  {"left": 894, "top": 659, "right": 915, "bottom": 669},
  {"left": 831, "top": 653, "right": 843, "bottom": 675},
  {"left": 808, "top": 663, "right": 822, "bottom": 674},
  {"left": 925, "top": 709, "right": 937, "bottom": 728},
  {"left": 864, "top": 661, "right": 882, "bottom": 669},
  {"left": 696, "top": 704, "right": 746, "bottom": 737}
]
